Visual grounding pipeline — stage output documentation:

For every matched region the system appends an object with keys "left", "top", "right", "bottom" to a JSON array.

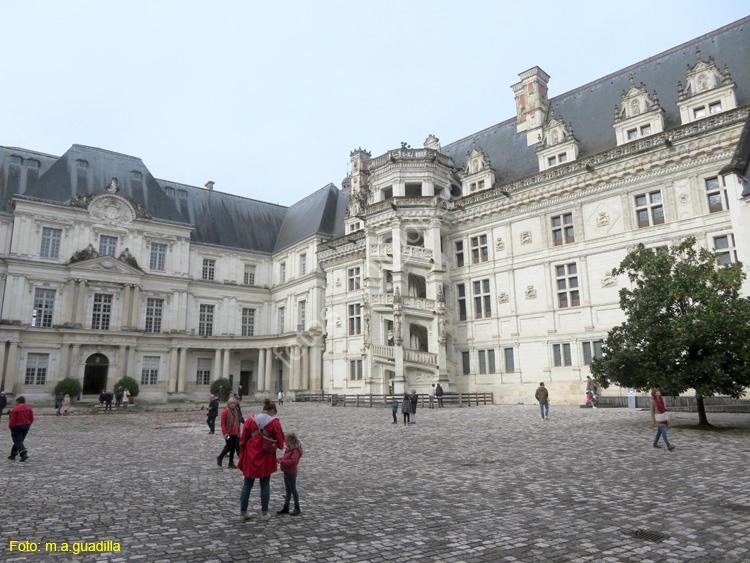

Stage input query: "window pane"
[
  {"left": 462, "top": 352, "right": 470, "bottom": 374},
  {"left": 635, "top": 195, "right": 646, "bottom": 207},
  {"left": 563, "top": 343, "right": 572, "bottom": 366},
  {"left": 504, "top": 348, "right": 515, "bottom": 372},
  {"left": 594, "top": 341, "right": 603, "bottom": 358},
  {"left": 478, "top": 351, "right": 487, "bottom": 374},
  {"left": 582, "top": 342, "right": 592, "bottom": 365},
  {"left": 650, "top": 191, "right": 662, "bottom": 204},
  {"left": 553, "top": 344, "right": 562, "bottom": 367},
  {"left": 488, "top": 350, "right": 496, "bottom": 373}
]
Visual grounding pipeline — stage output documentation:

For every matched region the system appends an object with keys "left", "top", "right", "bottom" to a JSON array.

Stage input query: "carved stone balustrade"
[
  {"left": 402, "top": 296, "right": 436, "bottom": 311},
  {"left": 371, "top": 293, "right": 395, "bottom": 306},
  {"left": 370, "top": 243, "right": 393, "bottom": 258},
  {"left": 401, "top": 245, "right": 433, "bottom": 261},
  {"left": 404, "top": 349, "right": 438, "bottom": 366},
  {"left": 372, "top": 344, "right": 395, "bottom": 359}
]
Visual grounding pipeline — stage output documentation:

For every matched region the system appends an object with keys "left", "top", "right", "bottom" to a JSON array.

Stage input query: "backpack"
[{"left": 250, "top": 415, "right": 278, "bottom": 453}]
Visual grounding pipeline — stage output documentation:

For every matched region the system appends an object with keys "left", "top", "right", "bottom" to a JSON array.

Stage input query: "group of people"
[
  {"left": 208, "top": 389, "right": 303, "bottom": 518},
  {"left": 97, "top": 387, "right": 131, "bottom": 411},
  {"left": 54, "top": 393, "right": 72, "bottom": 415}
]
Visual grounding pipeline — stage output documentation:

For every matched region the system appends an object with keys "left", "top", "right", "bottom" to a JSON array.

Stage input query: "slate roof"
[
  {"left": 0, "top": 146, "right": 58, "bottom": 215},
  {"left": 441, "top": 16, "right": 750, "bottom": 187},
  {"left": 273, "top": 183, "right": 341, "bottom": 252}
]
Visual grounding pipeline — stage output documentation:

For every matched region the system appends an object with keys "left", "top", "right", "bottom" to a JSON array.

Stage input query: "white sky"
[{"left": 2, "top": 1, "right": 748, "bottom": 206}]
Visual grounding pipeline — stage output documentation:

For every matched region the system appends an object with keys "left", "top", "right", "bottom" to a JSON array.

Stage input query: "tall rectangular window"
[
  {"left": 348, "top": 303, "right": 362, "bottom": 335},
  {"left": 91, "top": 294, "right": 112, "bottom": 330},
  {"left": 280, "top": 262, "right": 286, "bottom": 284},
  {"left": 199, "top": 304, "right": 214, "bottom": 336},
  {"left": 551, "top": 213, "right": 574, "bottom": 246},
  {"left": 32, "top": 288, "right": 55, "bottom": 328},
  {"left": 202, "top": 259, "right": 215, "bottom": 280},
  {"left": 349, "top": 359, "right": 363, "bottom": 380},
  {"left": 705, "top": 177, "right": 728, "bottom": 213},
  {"left": 244, "top": 265, "right": 256, "bottom": 285},
  {"left": 141, "top": 356, "right": 159, "bottom": 385},
  {"left": 40, "top": 227, "right": 62, "bottom": 258},
  {"left": 196, "top": 358, "right": 212, "bottom": 385},
  {"left": 582, "top": 341, "right": 604, "bottom": 365},
  {"left": 470, "top": 234, "right": 489, "bottom": 264},
  {"left": 145, "top": 298, "right": 163, "bottom": 333},
  {"left": 455, "top": 241, "right": 465, "bottom": 267},
  {"left": 25, "top": 353, "right": 49, "bottom": 385},
  {"left": 150, "top": 243, "right": 167, "bottom": 271},
  {"left": 714, "top": 234, "right": 737, "bottom": 266},
  {"left": 298, "top": 300, "right": 306, "bottom": 331},
  {"left": 473, "top": 279, "right": 491, "bottom": 319},
  {"left": 300, "top": 254, "right": 307, "bottom": 276},
  {"left": 462, "top": 351, "right": 471, "bottom": 375},
  {"left": 556, "top": 263, "right": 580, "bottom": 308},
  {"left": 457, "top": 283, "right": 467, "bottom": 322},
  {"left": 478, "top": 349, "right": 496, "bottom": 374},
  {"left": 504, "top": 348, "right": 515, "bottom": 372},
  {"left": 553, "top": 343, "right": 572, "bottom": 367},
  {"left": 635, "top": 191, "right": 664, "bottom": 228},
  {"left": 277, "top": 306, "right": 285, "bottom": 333},
  {"left": 99, "top": 235, "right": 118, "bottom": 257},
  {"left": 242, "top": 308, "right": 255, "bottom": 336},
  {"left": 348, "top": 267, "right": 361, "bottom": 291}
]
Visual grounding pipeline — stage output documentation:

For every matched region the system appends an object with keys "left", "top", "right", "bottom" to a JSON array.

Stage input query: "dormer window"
[
  {"left": 537, "top": 111, "right": 578, "bottom": 172},
  {"left": 26, "top": 159, "right": 40, "bottom": 169},
  {"left": 627, "top": 129, "right": 638, "bottom": 140},
  {"left": 709, "top": 101, "right": 722, "bottom": 114},
  {"left": 9, "top": 156, "right": 22, "bottom": 166},
  {"left": 677, "top": 49, "right": 737, "bottom": 125},
  {"left": 165, "top": 187, "right": 175, "bottom": 196},
  {"left": 613, "top": 76, "right": 664, "bottom": 145},
  {"left": 76, "top": 159, "right": 89, "bottom": 170},
  {"left": 131, "top": 171, "right": 142, "bottom": 181},
  {"left": 460, "top": 142, "right": 496, "bottom": 195}
]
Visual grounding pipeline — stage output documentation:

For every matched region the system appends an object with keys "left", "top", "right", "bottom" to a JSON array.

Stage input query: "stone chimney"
[
  {"left": 511, "top": 67, "right": 551, "bottom": 146},
  {"left": 205, "top": 181, "right": 215, "bottom": 191}
]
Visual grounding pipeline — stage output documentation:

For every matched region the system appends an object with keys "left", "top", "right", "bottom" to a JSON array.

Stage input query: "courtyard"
[{"left": 2, "top": 402, "right": 749, "bottom": 562}]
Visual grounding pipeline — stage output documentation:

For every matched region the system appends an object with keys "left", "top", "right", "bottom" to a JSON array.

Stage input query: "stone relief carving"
[
  {"left": 678, "top": 193, "right": 690, "bottom": 206},
  {"left": 496, "top": 237, "right": 505, "bottom": 251},
  {"left": 118, "top": 248, "right": 140, "bottom": 269},
  {"left": 520, "top": 231, "right": 532, "bottom": 245},
  {"left": 335, "top": 278, "right": 342, "bottom": 288},
  {"left": 525, "top": 286, "right": 537, "bottom": 300},
  {"left": 69, "top": 244, "right": 99, "bottom": 264},
  {"left": 106, "top": 177, "right": 120, "bottom": 194},
  {"left": 90, "top": 195, "right": 135, "bottom": 223},
  {"left": 602, "top": 273, "right": 617, "bottom": 288},
  {"left": 498, "top": 292, "right": 510, "bottom": 304},
  {"left": 595, "top": 212, "right": 610, "bottom": 227}
]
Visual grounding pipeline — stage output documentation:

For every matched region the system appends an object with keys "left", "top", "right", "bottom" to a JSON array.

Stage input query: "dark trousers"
[
  {"left": 10, "top": 424, "right": 30, "bottom": 457},
  {"left": 207, "top": 415, "right": 217, "bottom": 433},
  {"left": 115, "top": 396, "right": 122, "bottom": 407},
  {"left": 283, "top": 473, "right": 300, "bottom": 509},
  {"left": 105, "top": 401, "right": 112, "bottom": 411},
  {"left": 392, "top": 411, "right": 397, "bottom": 423},
  {"left": 403, "top": 412, "right": 409, "bottom": 425},
  {"left": 437, "top": 397, "right": 443, "bottom": 408},
  {"left": 219, "top": 435, "right": 239, "bottom": 463}
]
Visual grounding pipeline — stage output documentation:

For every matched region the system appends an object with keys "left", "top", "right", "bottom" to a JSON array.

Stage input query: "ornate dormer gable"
[
  {"left": 460, "top": 141, "right": 496, "bottom": 194},
  {"left": 511, "top": 66, "right": 551, "bottom": 146},
  {"left": 613, "top": 75, "right": 665, "bottom": 145},
  {"left": 536, "top": 111, "right": 579, "bottom": 172},
  {"left": 677, "top": 48, "right": 737, "bottom": 125},
  {"left": 345, "top": 148, "right": 371, "bottom": 232}
]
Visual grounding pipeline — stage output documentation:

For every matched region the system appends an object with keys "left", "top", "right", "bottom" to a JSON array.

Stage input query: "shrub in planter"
[
  {"left": 210, "top": 378, "right": 231, "bottom": 401},
  {"left": 114, "top": 376, "right": 140, "bottom": 401},
  {"left": 54, "top": 377, "right": 82, "bottom": 399}
]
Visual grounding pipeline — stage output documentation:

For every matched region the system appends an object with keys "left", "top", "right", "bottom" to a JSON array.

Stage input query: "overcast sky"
[{"left": 2, "top": 1, "right": 748, "bottom": 206}]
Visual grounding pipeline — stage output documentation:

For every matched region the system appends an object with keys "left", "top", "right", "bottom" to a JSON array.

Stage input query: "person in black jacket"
[
  {"left": 436, "top": 384, "right": 444, "bottom": 408},
  {"left": 409, "top": 389, "right": 418, "bottom": 424},
  {"left": 0, "top": 392, "right": 7, "bottom": 421},
  {"left": 207, "top": 394, "right": 219, "bottom": 434}
]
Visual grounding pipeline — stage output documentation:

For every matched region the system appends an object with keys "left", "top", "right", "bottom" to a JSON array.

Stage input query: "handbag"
[
  {"left": 251, "top": 415, "right": 278, "bottom": 453},
  {"left": 654, "top": 412, "right": 669, "bottom": 423}
]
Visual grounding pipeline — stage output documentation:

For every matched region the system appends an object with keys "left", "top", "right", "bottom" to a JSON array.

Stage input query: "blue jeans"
[
  {"left": 240, "top": 475, "right": 271, "bottom": 514},
  {"left": 10, "top": 424, "right": 30, "bottom": 457},
  {"left": 409, "top": 413, "right": 416, "bottom": 423},
  {"left": 207, "top": 415, "right": 217, "bottom": 433},
  {"left": 654, "top": 426, "right": 670, "bottom": 447},
  {"left": 283, "top": 473, "right": 299, "bottom": 508},
  {"left": 539, "top": 403, "right": 549, "bottom": 419}
]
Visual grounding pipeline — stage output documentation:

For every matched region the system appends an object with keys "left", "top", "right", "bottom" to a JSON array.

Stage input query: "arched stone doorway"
[{"left": 83, "top": 353, "right": 109, "bottom": 394}]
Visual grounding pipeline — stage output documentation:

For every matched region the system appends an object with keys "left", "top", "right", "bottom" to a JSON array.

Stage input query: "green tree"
[
  {"left": 54, "top": 377, "right": 82, "bottom": 399},
  {"left": 114, "top": 375, "right": 140, "bottom": 398},
  {"left": 210, "top": 377, "right": 231, "bottom": 401},
  {"left": 591, "top": 237, "right": 750, "bottom": 426}
]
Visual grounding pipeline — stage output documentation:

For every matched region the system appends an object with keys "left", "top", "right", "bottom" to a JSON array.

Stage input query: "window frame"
[
  {"left": 457, "top": 283, "right": 467, "bottom": 322},
  {"left": 462, "top": 351, "right": 471, "bottom": 375},
  {"left": 553, "top": 343, "right": 572, "bottom": 367},
  {"left": 40, "top": 227, "right": 62, "bottom": 258},
  {"left": 198, "top": 304, "right": 214, "bottom": 336},
  {"left": 714, "top": 234, "right": 737, "bottom": 266},
  {"left": 145, "top": 298, "right": 164, "bottom": 333},
  {"left": 582, "top": 340, "right": 604, "bottom": 365},
  {"left": 555, "top": 263, "right": 580, "bottom": 308},
  {"left": 551, "top": 213, "right": 574, "bottom": 246},
  {"left": 196, "top": 358, "right": 212, "bottom": 385},
  {"left": 25, "top": 352, "right": 49, "bottom": 386},
  {"left": 348, "top": 267, "right": 361, "bottom": 291},
  {"left": 91, "top": 293, "right": 113, "bottom": 330},
  {"left": 470, "top": 234, "right": 489, "bottom": 264},
  {"left": 348, "top": 303, "right": 362, "bottom": 335},
  {"left": 705, "top": 176, "right": 728, "bottom": 214},
  {"left": 455, "top": 241, "right": 465, "bottom": 267},
  {"left": 241, "top": 307, "right": 256, "bottom": 336},
  {"left": 473, "top": 279, "right": 492, "bottom": 319},
  {"left": 141, "top": 356, "right": 160, "bottom": 386},
  {"left": 504, "top": 348, "right": 515, "bottom": 372},
  {"left": 634, "top": 190, "right": 665, "bottom": 228},
  {"left": 202, "top": 258, "right": 216, "bottom": 281},
  {"left": 243, "top": 265, "right": 256, "bottom": 286},
  {"left": 99, "top": 235, "right": 118, "bottom": 257},
  {"left": 32, "top": 288, "right": 55, "bottom": 328},
  {"left": 150, "top": 243, "right": 167, "bottom": 271},
  {"left": 349, "top": 359, "right": 363, "bottom": 381}
]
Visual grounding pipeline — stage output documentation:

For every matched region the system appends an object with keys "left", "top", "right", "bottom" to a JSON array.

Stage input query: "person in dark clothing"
[
  {"left": 8, "top": 396, "right": 33, "bottom": 462},
  {"left": 115, "top": 386, "right": 124, "bottom": 408},
  {"left": 207, "top": 394, "right": 219, "bottom": 434},
  {"left": 0, "top": 392, "right": 7, "bottom": 421},
  {"left": 237, "top": 384, "right": 244, "bottom": 399},
  {"left": 99, "top": 389, "right": 107, "bottom": 407},
  {"left": 436, "top": 384, "right": 444, "bottom": 408},
  {"left": 234, "top": 395, "right": 245, "bottom": 458},
  {"left": 104, "top": 392, "right": 114, "bottom": 411},
  {"left": 409, "top": 390, "right": 418, "bottom": 424},
  {"left": 55, "top": 393, "right": 64, "bottom": 416},
  {"left": 217, "top": 398, "right": 242, "bottom": 469},
  {"left": 401, "top": 392, "right": 410, "bottom": 426}
]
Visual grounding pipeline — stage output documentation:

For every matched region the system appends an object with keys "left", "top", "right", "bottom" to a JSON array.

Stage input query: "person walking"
[
  {"left": 104, "top": 391, "right": 114, "bottom": 411},
  {"left": 237, "top": 384, "right": 244, "bottom": 400},
  {"left": 436, "top": 384, "right": 444, "bottom": 408},
  {"left": 277, "top": 390, "right": 285, "bottom": 406},
  {"left": 115, "top": 386, "right": 124, "bottom": 408},
  {"left": 8, "top": 396, "right": 33, "bottom": 462},
  {"left": 206, "top": 394, "right": 219, "bottom": 434},
  {"left": 409, "top": 389, "right": 418, "bottom": 424},
  {"left": 123, "top": 388, "right": 131, "bottom": 408},
  {"left": 535, "top": 382, "right": 549, "bottom": 420},
  {"left": 401, "top": 392, "right": 410, "bottom": 426},
  {"left": 276, "top": 432, "right": 303, "bottom": 516},
  {"left": 651, "top": 390, "right": 675, "bottom": 451},
  {"left": 0, "top": 392, "right": 7, "bottom": 421},
  {"left": 391, "top": 397, "right": 399, "bottom": 424},
  {"left": 429, "top": 384, "right": 436, "bottom": 409},
  {"left": 62, "top": 394, "right": 71, "bottom": 415},
  {"left": 99, "top": 389, "right": 107, "bottom": 408},
  {"left": 217, "top": 398, "right": 242, "bottom": 469},
  {"left": 55, "top": 392, "right": 64, "bottom": 416},
  {"left": 238, "top": 399, "right": 285, "bottom": 519}
]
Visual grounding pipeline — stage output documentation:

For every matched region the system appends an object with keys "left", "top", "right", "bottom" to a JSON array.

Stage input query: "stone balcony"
[
  {"left": 372, "top": 344, "right": 395, "bottom": 360},
  {"left": 370, "top": 243, "right": 393, "bottom": 258},
  {"left": 401, "top": 245, "right": 433, "bottom": 261},
  {"left": 371, "top": 294, "right": 436, "bottom": 313},
  {"left": 404, "top": 348, "right": 438, "bottom": 366}
]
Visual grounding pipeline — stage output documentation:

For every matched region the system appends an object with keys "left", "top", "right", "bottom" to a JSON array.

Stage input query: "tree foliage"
[
  {"left": 114, "top": 375, "right": 140, "bottom": 398},
  {"left": 54, "top": 377, "right": 82, "bottom": 398},
  {"left": 590, "top": 237, "right": 750, "bottom": 425},
  {"left": 210, "top": 377, "right": 232, "bottom": 401}
]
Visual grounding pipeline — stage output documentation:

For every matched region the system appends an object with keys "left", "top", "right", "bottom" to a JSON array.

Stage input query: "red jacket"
[
  {"left": 280, "top": 446, "right": 303, "bottom": 475},
  {"left": 220, "top": 407, "right": 241, "bottom": 436},
  {"left": 9, "top": 404, "right": 34, "bottom": 428},
  {"left": 237, "top": 414, "right": 285, "bottom": 479}
]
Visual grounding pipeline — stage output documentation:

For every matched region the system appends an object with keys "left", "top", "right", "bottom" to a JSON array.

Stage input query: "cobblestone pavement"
[{"left": 2, "top": 402, "right": 749, "bottom": 562}]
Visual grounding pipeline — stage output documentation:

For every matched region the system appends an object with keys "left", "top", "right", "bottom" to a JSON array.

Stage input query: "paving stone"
[{"left": 1, "top": 404, "right": 749, "bottom": 561}]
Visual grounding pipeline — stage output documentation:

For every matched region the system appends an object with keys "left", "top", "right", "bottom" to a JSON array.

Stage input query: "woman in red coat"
[{"left": 238, "top": 399, "right": 285, "bottom": 519}]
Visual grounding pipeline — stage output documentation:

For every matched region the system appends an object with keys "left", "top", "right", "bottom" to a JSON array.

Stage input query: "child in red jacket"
[{"left": 276, "top": 432, "right": 303, "bottom": 516}]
